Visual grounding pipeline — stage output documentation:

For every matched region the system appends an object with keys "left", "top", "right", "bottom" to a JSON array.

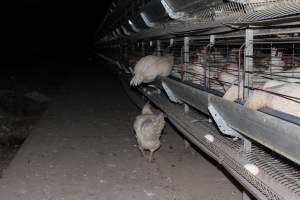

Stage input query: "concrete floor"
[{"left": 0, "top": 63, "right": 242, "bottom": 200}]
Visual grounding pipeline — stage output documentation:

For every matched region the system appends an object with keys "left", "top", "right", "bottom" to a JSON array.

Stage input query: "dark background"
[
  {"left": 0, "top": 1, "right": 112, "bottom": 176},
  {"left": 23, "top": 0, "right": 110, "bottom": 64},
  {"left": 0, "top": 0, "right": 111, "bottom": 93}
]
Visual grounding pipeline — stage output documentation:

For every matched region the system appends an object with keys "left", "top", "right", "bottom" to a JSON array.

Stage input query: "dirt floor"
[
  {"left": 0, "top": 64, "right": 67, "bottom": 176},
  {"left": 0, "top": 60, "right": 242, "bottom": 200}
]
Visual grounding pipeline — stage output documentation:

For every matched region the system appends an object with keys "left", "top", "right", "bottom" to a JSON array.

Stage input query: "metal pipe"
[
  {"left": 170, "top": 38, "right": 174, "bottom": 47},
  {"left": 157, "top": 40, "right": 161, "bottom": 56},
  {"left": 184, "top": 36, "right": 190, "bottom": 80},
  {"left": 207, "top": 35, "right": 215, "bottom": 88},
  {"left": 142, "top": 41, "right": 145, "bottom": 56},
  {"left": 243, "top": 29, "right": 254, "bottom": 100},
  {"left": 238, "top": 43, "right": 245, "bottom": 101},
  {"left": 292, "top": 43, "right": 295, "bottom": 68}
]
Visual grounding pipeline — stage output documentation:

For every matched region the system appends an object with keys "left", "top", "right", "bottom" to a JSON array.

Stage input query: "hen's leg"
[
  {"left": 184, "top": 139, "right": 196, "bottom": 155},
  {"left": 138, "top": 145, "right": 146, "bottom": 158},
  {"left": 149, "top": 151, "right": 154, "bottom": 162},
  {"left": 184, "top": 139, "right": 190, "bottom": 151}
]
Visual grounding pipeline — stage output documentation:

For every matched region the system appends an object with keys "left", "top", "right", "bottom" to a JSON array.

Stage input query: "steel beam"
[
  {"left": 244, "top": 29, "right": 253, "bottom": 100},
  {"left": 141, "top": 41, "right": 145, "bottom": 56},
  {"left": 157, "top": 40, "right": 161, "bottom": 56},
  {"left": 208, "top": 95, "right": 300, "bottom": 165},
  {"left": 184, "top": 36, "right": 190, "bottom": 80},
  {"left": 162, "top": 78, "right": 210, "bottom": 115},
  {"left": 170, "top": 38, "right": 174, "bottom": 46}
]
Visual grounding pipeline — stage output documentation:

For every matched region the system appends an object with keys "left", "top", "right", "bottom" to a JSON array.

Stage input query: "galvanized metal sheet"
[
  {"left": 99, "top": 0, "right": 300, "bottom": 42},
  {"left": 132, "top": 80, "right": 297, "bottom": 200},
  {"left": 129, "top": 13, "right": 149, "bottom": 31},
  {"left": 141, "top": 0, "right": 169, "bottom": 26},
  {"left": 162, "top": 78, "right": 210, "bottom": 115},
  {"left": 209, "top": 95, "right": 300, "bottom": 165},
  {"left": 99, "top": 54, "right": 300, "bottom": 200},
  {"left": 125, "top": 21, "right": 135, "bottom": 32},
  {"left": 162, "top": 0, "right": 223, "bottom": 12}
]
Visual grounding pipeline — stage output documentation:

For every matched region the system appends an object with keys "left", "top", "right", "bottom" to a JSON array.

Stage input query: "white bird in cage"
[
  {"left": 244, "top": 81, "right": 300, "bottom": 118},
  {"left": 221, "top": 48, "right": 289, "bottom": 96},
  {"left": 255, "top": 48, "right": 286, "bottom": 74},
  {"left": 216, "top": 70, "right": 240, "bottom": 92},
  {"left": 207, "top": 48, "right": 241, "bottom": 91},
  {"left": 274, "top": 67, "right": 300, "bottom": 82},
  {"left": 186, "top": 52, "right": 210, "bottom": 85},
  {"left": 223, "top": 66, "right": 300, "bottom": 102},
  {"left": 265, "top": 48, "right": 285, "bottom": 73},
  {"left": 130, "top": 54, "right": 173, "bottom": 86},
  {"left": 222, "top": 80, "right": 286, "bottom": 102},
  {"left": 186, "top": 49, "right": 223, "bottom": 85}
]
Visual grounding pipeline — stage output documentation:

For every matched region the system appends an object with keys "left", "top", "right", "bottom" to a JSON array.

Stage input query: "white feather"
[
  {"left": 130, "top": 55, "right": 173, "bottom": 86},
  {"left": 244, "top": 82, "right": 300, "bottom": 118}
]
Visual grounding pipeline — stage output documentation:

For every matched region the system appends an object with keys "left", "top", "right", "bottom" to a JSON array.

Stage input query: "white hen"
[
  {"left": 244, "top": 82, "right": 300, "bottom": 118},
  {"left": 187, "top": 53, "right": 211, "bottom": 85},
  {"left": 130, "top": 54, "right": 173, "bottom": 86},
  {"left": 273, "top": 67, "right": 300, "bottom": 82},
  {"left": 223, "top": 66, "right": 300, "bottom": 102},
  {"left": 223, "top": 80, "right": 286, "bottom": 102},
  {"left": 255, "top": 48, "right": 285, "bottom": 77},
  {"left": 133, "top": 102, "right": 165, "bottom": 162}
]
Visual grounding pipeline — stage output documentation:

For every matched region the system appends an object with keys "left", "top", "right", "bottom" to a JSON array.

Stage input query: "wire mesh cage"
[
  {"left": 117, "top": 32, "right": 300, "bottom": 115},
  {"left": 97, "top": 1, "right": 300, "bottom": 200}
]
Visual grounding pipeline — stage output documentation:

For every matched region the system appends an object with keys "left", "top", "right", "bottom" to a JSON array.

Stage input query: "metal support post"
[
  {"left": 142, "top": 41, "right": 145, "bottom": 56},
  {"left": 209, "top": 35, "right": 215, "bottom": 47},
  {"left": 157, "top": 40, "right": 161, "bottom": 56},
  {"left": 244, "top": 29, "right": 254, "bottom": 100},
  {"left": 184, "top": 104, "right": 189, "bottom": 113},
  {"left": 206, "top": 35, "right": 215, "bottom": 87},
  {"left": 170, "top": 38, "right": 174, "bottom": 47},
  {"left": 184, "top": 36, "right": 190, "bottom": 80}
]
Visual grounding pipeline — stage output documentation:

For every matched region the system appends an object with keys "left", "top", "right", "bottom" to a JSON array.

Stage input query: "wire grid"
[
  {"left": 188, "top": 0, "right": 297, "bottom": 24},
  {"left": 164, "top": 37, "right": 300, "bottom": 103},
  {"left": 179, "top": 105, "right": 300, "bottom": 200},
  {"left": 236, "top": 0, "right": 300, "bottom": 23},
  {"left": 244, "top": 41, "right": 300, "bottom": 103},
  {"left": 117, "top": 33, "right": 300, "bottom": 107},
  {"left": 166, "top": 38, "right": 244, "bottom": 94},
  {"left": 99, "top": 35, "right": 300, "bottom": 200},
  {"left": 192, "top": 110, "right": 300, "bottom": 199},
  {"left": 123, "top": 36, "right": 299, "bottom": 101}
]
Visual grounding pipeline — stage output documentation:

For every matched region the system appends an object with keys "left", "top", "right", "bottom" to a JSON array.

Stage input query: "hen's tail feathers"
[
  {"left": 146, "top": 113, "right": 165, "bottom": 140},
  {"left": 142, "top": 102, "right": 153, "bottom": 115},
  {"left": 153, "top": 113, "right": 165, "bottom": 137},
  {"left": 130, "top": 74, "right": 143, "bottom": 86}
]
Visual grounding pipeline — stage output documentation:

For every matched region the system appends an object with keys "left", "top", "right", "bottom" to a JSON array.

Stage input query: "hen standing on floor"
[{"left": 133, "top": 102, "right": 165, "bottom": 162}]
